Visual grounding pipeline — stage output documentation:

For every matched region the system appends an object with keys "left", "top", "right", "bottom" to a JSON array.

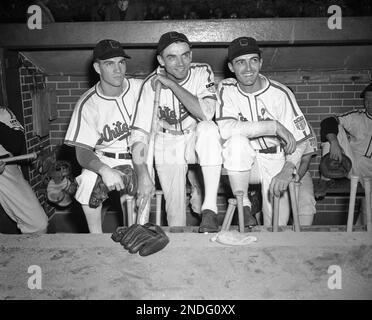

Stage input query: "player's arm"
[
  {"left": 320, "top": 116, "right": 343, "bottom": 162},
  {"left": 75, "top": 146, "right": 125, "bottom": 191},
  {"left": 131, "top": 141, "right": 155, "bottom": 213},
  {"left": 154, "top": 74, "right": 207, "bottom": 120},
  {"left": 297, "top": 153, "right": 312, "bottom": 180}
]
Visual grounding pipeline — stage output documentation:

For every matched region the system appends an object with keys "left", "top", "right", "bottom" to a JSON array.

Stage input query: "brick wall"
[
  {"left": 18, "top": 55, "right": 54, "bottom": 217},
  {"left": 18, "top": 62, "right": 369, "bottom": 223}
]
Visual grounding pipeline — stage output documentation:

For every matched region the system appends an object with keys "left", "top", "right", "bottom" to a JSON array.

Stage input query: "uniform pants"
[
  {"left": 222, "top": 135, "right": 291, "bottom": 226},
  {"left": 298, "top": 171, "right": 316, "bottom": 225},
  {"left": 0, "top": 164, "right": 48, "bottom": 233},
  {"left": 155, "top": 121, "right": 222, "bottom": 226}
]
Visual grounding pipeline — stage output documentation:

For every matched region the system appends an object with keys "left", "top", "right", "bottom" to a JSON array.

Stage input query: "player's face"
[
  {"left": 228, "top": 54, "right": 263, "bottom": 93},
  {"left": 94, "top": 57, "right": 126, "bottom": 88},
  {"left": 364, "top": 92, "right": 372, "bottom": 115},
  {"left": 157, "top": 42, "right": 192, "bottom": 82}
]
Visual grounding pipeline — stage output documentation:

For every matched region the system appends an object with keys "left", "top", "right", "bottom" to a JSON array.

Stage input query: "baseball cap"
[
  {"left": 228, "top": 37, "right": 261, "bottom": 62},
  {"left": 157, "top": 31, "right": 191, "bottom": 54},
  {"left": 360, "top": 83, "right": 372, "bottom": 98},
  {"left": 93, "top": 39, "right": 131, "bottom": 61}
]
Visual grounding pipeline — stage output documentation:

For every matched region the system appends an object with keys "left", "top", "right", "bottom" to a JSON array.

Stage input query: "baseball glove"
[
  {"left": 47, "top": 176, "right": 77, "bottom": 207},
  {"left": 111, "top": 223, "right": 170, "bottom": 257},
  {"left": 89, "top": 164, "right": 137, "bottom": 208},
  {"left": 319, "top": 153, "right": 352, "bottom": 179}
]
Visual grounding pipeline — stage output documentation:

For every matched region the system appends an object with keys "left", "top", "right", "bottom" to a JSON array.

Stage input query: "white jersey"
[
  {"left": 338, "top": 110, "right": 372, "bottom": 158},
  {"left": 0, "top": 107, "right": 24, "bottom": 156},
  {"left": 65, "top": 78, "right": 142, "bottom": 153},
  {"left": 131, "top": 63, "right": 217, "bottom": 145},
  {"left": 216, "top": 75, "right": 312, "bottom": 150}
]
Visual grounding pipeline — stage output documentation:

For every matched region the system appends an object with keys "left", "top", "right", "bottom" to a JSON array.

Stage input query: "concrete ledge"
[{"left": 0, "top": 232, "right": 371, "bottom": 299}]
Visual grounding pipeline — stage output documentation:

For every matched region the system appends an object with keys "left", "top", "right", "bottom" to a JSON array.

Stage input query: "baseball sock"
[
  {"left": 201, "top": 165, "right": 221, "bottom": 214},
  {"left": 82, "top": 205, "right": 103, "bottom": 233},
  {"left": 228, "top": 170, "right": 251, "bottom": 207}
]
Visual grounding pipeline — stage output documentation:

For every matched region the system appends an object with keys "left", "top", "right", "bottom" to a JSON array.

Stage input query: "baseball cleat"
[{"left": 198, "top": 209, "right": 219, "bottom": 233}]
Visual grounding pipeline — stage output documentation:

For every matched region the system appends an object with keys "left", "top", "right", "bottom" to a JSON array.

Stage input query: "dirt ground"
[{"left": 0, "top": 231, "right": 371, "bottom": 300}]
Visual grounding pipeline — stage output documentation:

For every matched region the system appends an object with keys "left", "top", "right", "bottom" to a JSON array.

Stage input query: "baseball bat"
[
  {"left": 137, "top": 81, "right": 162, "bottom": 225},
  {"left": 1, "top": 152, "right": 38, "bottom": 163},
  {"left": 155, "top": 190, "right": 163, "bottom": 226},
  {"left": 363, "top": 177, "right": 371, "bottom": 232},
  {"left": 235, "top": 190, "right": 244, "bottom": 232},
  {"left": 126, "top": 195, "right": 134, "bottom": 227},
  {"left": 222, "top": 198, "right": 237, "bottom": 231},
  {"left": 347, "top": 175, "right": 359, "bottom": 232},
  {"left": 273, "top": 195, "right": 280, "bottom": 232},
  {"left": 289, "top": 181, "right": 301, "bottom": 232}
]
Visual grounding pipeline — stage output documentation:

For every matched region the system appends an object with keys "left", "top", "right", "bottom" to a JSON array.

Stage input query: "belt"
[
  {"left": 258, "top": 146, "right": 282, "bottom": 154},
  {"left": 0, "top": 154, "right": 10, "bottom": 160},
  {"left": 102, "top": 152, "right": 132, "bottom": 159},
  {"left": 161, "top": 128, "right": 191, "bottom": 135}
]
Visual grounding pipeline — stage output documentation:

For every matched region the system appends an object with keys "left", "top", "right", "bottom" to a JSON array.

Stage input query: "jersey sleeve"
[
  {"left": 338, "top": 112, "right": 357, "bottom": 134},
  {"left": 196, "top": 64, "right": 217, "bottom": 100},
  {"left": 276, "top": 86, "right": 311, "bottom": 144},
  {"left": 130, "top": 76, "right": 155, "bottom": 147},
  {"left": 215, "top": 81, "right": 244, "bottom": 140},
  {"left": 303, "top": 123, "right": 318, "bottom": 156},
  {"left": 64, "top": 98, "right": 100, "bottom": 150}
]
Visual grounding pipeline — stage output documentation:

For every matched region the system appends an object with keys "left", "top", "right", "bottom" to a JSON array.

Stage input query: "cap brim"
[
  {"left": 157, "top": 39, "right": 191, "bottom": 54},
  {"left": 229, "top": 49, "right": 261, "bottom": 62},
  {"left": 96, "top": 51, "right": 131, "bottom": 60}
]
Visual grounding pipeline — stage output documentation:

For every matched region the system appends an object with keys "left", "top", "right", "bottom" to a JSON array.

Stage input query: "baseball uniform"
[
  {"left": 64, "top": 77, "right": 142, "bottom": 205},
  {"left": 216, "top": 75, "right": 312, "bottom": 226},
  {"left": 0, "top": 107, "right": 48, "bottom": 233},
  {"left": 296, "top": 125, "right": 318, "bottom": 224},
  {"left": 321, "top": 110, "right": 372, "bottom": 179},
  {"left": 321, "top": 110, "right": 372, "bottom": 221},
  {"left": 131, "top": 63, "right": 222, "bottom": 226}
]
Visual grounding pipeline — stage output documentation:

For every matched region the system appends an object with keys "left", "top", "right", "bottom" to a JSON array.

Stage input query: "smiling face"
[
  {"left": 365, "top": 91, "right": 372, "bottom": 115},
  {"left": 157, "top": 41, "right": 192, "bottom": 82},
  {"left": 228, "top": 53, "right": 263, "bottom": 93},
  {"left": 93, "top": 56, "right": 126, "bottom": 94}
]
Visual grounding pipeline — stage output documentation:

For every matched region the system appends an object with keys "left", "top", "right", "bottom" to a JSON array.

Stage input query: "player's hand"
[
  {"left": 276, "top": 121, "right": 296, "bottom": 154},
  {"left": 329, "top": 140, "right": 343, "bottom": 162},
  {"left": 269, "top": 165, "right": 294, "bottom": 197},
  {"left": 151, "top": 71, "right": 173, "bottom": 91},
  {"left": 0, "top": 161, "right": 5, "bottom": 174},
  {"left": 136, "top": 173, "right": 155, "bottom": 214},
  {"left": 99, "top": 166, "right": 125, "bottom": 191}
]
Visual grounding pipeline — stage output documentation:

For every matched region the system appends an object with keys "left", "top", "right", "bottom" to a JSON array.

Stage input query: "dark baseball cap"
[
  {"left": 157, "top": 31, "right": 191, "bottom": 54},
  {"left": 93, "top": 39, "right": 131, "bottom": 61},
  {"left": 228, "top": 37, "right": 261, "bottom": 62},
  {"left": 360, "top": 83, "right": 372, "bottom": 98}
]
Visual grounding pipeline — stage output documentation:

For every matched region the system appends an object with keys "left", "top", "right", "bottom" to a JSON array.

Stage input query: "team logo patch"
[
  {"left": 294, "top": 116, "right": 307, "bottom": 130},
  {"left": 206, "top": 82, "right": 216, "bottom": 93}
]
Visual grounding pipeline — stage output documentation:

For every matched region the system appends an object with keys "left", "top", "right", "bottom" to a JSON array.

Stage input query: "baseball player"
[
  {"left": 216, "top": 37, "right": 313, "bottom": 227},
  {"left": 0, "top": 105, "right": 48, "bottom": 234},
  {"left": 131, "top": 31, "right": 223, "bottom": 232},
  {"left": 64, "top": 39, "right": 142, "bottom": 233},
  {"left": 317, "top": 83, "right": 372, "bottom": 223}
]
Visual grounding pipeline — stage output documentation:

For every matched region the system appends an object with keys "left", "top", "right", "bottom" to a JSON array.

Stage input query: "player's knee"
[
  {"left": 196, "top": 120, "right": 219, "bottom": 139},
  {"left": 226, "top": 135, "right": 255, "bottom": 155}
]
